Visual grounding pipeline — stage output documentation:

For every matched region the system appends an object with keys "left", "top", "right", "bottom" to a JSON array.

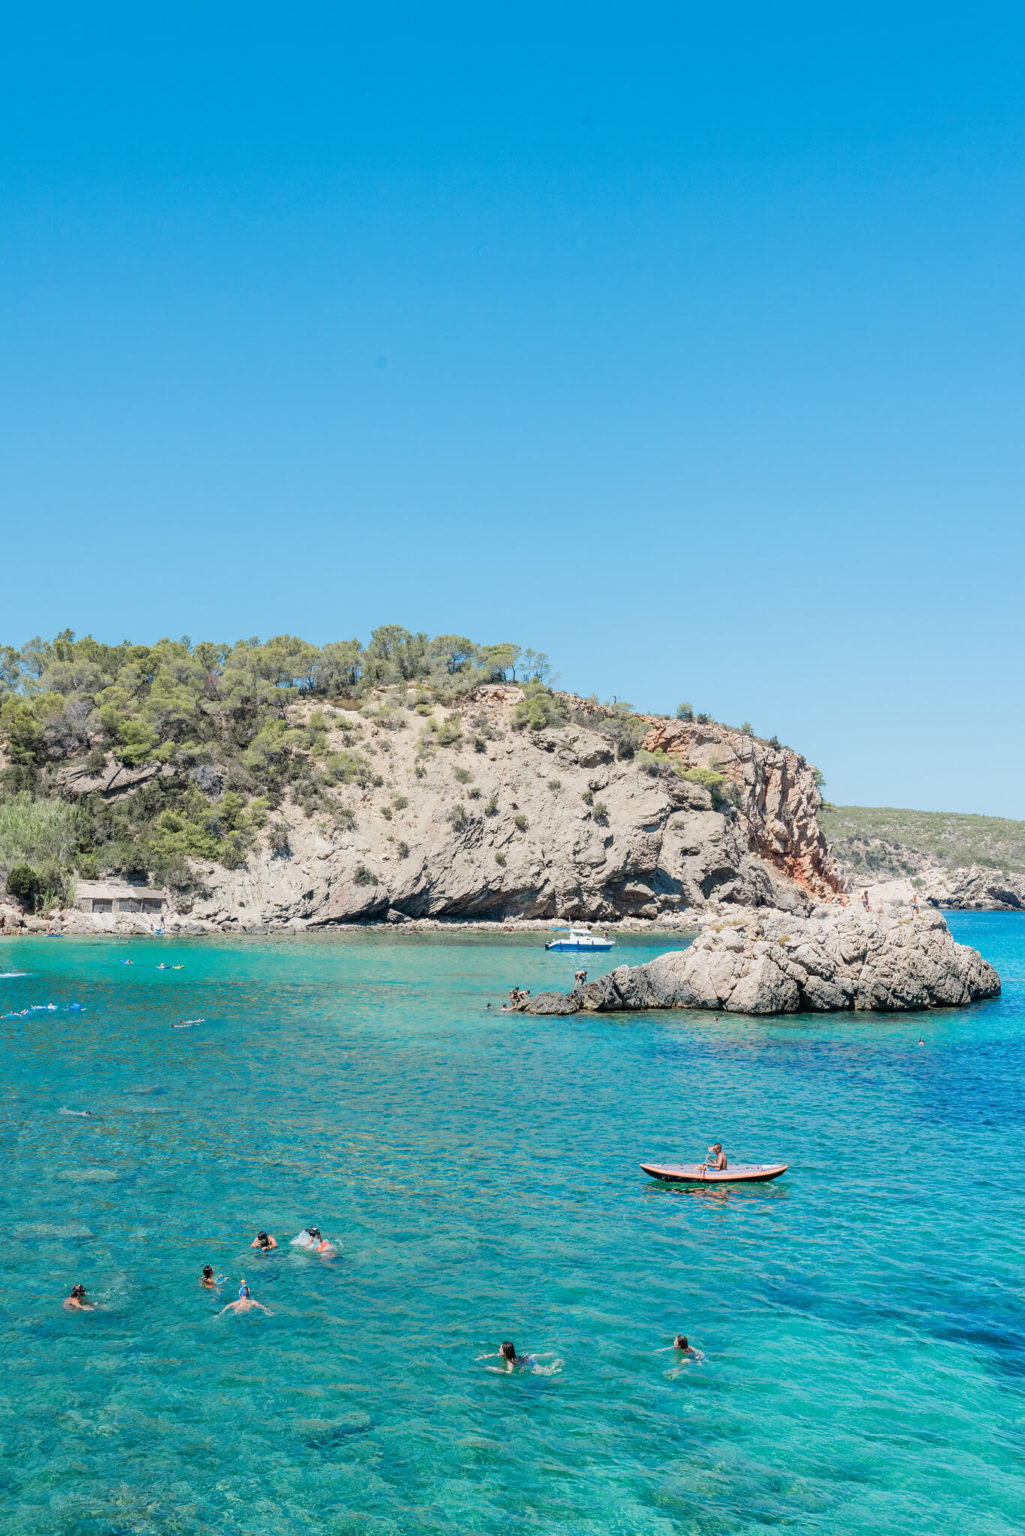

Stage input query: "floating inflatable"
[{"left": 641, "top": 1162, "right": 788, "bottom": 1184}]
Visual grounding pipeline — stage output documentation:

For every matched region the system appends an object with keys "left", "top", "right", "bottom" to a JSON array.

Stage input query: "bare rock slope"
[
  {"left": 517, "top": 908, "right": 1000, "bottom": 1016},
  {"left": 168, "top": 689, "right": 840, "bottom": 931}
]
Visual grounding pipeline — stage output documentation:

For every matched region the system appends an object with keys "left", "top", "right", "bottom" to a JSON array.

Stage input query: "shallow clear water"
[{"left": 1, "top": 914, "right": 1023, "bottom": 1535}]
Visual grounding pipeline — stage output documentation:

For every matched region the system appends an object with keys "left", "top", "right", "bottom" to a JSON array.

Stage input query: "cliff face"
[
  {"left": 152, "top": 689, "right": 839, "bottom": 931},
  {"left": 639, "top": 718, "right": 838, "bottom": 899}
]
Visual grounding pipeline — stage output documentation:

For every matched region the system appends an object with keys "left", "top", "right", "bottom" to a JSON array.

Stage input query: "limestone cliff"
[
  {"left": 7, "top": 687, "right": 842, "bottom": 934},
  {"left": 160, "top": 689, "right": 838, "bottom": 931}
]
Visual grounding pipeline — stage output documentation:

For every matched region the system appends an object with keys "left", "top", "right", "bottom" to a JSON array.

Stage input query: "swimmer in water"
[
  {"left": 121, "top": 959, "right": 133, "bottom": 966},
  {"left": 60, "top": 1108, "right": 94, "bottom": 1117},
  {"left": 305, "top": 1227, "right": 337, "bottom": 1258},
  {"left": 156, "top": 963, "right": 168, "bottom": 970},
  {"left": 64, "top": 1283, "right": 94, "bottom": 1312},
  {"left": 217, "top": 1283, "right": 272, "bottom": 1318},
  {"left": 477, "top": 1341, "right": 562, "bottom": 1375},
  {"left": 200, "top": 1265, "right": 228, "bottom": 1288},
  {"left": 251, "top": 1230, "right": 278, "bottom": 1251},
  {"left": 171, "top": 964, "right": 185, "bottom": 970},
  {"left": 657, "top": 1334, "right": 705, "bottom": 1371}
]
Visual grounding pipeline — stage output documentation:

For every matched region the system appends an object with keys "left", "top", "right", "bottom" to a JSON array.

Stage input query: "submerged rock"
[
  {"left": 517, "top": 908, "right": 1000, "bottom": 1016},
  {"left": 14, "top": 1222, "right": 95, "bottom": 1241}
]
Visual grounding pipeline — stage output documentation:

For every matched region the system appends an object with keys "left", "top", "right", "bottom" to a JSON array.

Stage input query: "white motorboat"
[{"left": 544, "top": 927, "right": 615, "bottom": 952}]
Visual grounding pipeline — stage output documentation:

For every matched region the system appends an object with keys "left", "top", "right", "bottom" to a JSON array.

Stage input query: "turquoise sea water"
[{"left": 1, "top": 914, "right": 1023, "bottom": 1535}]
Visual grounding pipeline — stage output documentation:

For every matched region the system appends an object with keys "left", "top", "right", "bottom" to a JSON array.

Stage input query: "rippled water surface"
[{"left": 1, "top": 914, "right": 1023, "bottom": 1534}]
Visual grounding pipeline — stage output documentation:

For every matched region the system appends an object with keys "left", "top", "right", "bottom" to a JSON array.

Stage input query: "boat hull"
[
  {"left": 640, "top": 1162, "right": 788, "bottom": 1185},
  {"left": 545, "top": 940, "right": 614, "bottom": 952}
]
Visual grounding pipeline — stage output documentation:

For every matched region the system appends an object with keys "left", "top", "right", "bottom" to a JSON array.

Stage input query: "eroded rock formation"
[{"left": 516, "top": 907, "right": 1000, "bottom": 1015}]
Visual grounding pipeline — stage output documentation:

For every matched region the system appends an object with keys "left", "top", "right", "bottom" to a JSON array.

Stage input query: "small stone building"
[{"left": 75, "top": 881, "right": 167, "bottom": 916}]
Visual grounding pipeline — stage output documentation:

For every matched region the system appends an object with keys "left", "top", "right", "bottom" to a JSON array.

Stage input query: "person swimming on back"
[
  {"left": 64, "top": 1283, "right": 94, "bottom": 1312},
  {"left": 477, "top": 1341, "right": 562, "bottom": 1375},
  {"left": 251, "top": 1230, "right": 278, "bottom": 1251},
  {"left": 217, "top": 1282, "right": 272, "bottom": 1318},
  {"left": 702, "top": 1144, "right": 727, "bottom": 1171}
]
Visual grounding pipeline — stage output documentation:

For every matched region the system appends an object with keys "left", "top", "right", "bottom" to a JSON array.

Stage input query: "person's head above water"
[
  {"left": 239, "top": 1283, "right": 251, "bottom": 1299},
  {"left": 69, "top": 1284, "right": 87, "bottom": 1299},
  {"left": 499, "top": 1341, "right": 517, "bottom": 1362},
  {"left": 257, "top": 1230, "right": 269, "bottom": 1244},
  {"left": 673, "top": 1335, "right": 688, "bottom": 1350},
  {"left": 202, "top": 1265, "right": 214, "bottom": 1279}
]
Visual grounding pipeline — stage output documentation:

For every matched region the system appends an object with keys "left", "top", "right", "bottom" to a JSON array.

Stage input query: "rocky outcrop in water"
[{"left": 516, "top": 908, "right": 1000, "bottom": 1015}]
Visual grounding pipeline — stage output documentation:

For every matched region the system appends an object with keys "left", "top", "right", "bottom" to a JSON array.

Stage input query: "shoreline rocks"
[{"left": 515, "top": 907, "right": 1001, "bottom": 1016}]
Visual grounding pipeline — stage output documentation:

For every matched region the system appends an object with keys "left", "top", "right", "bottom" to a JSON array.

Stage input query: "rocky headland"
[
  {"left": 514, "top": 907, "right": 1001, "bottom": 1016},
  {"left": 2, "top": 687, "right": 843, "bottom": 935}
]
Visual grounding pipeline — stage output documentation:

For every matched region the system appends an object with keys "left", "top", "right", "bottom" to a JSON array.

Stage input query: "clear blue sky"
[{"left": 2, "top": 4, "right": 1023, "bottom": 816}]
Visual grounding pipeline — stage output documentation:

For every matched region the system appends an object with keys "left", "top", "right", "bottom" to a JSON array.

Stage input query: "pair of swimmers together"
[{"left": 477, "top": 1335, "right": 702, "bottom": 1375}]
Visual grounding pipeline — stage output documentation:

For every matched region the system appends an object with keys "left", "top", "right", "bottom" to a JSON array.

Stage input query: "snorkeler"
[
  {"left": 307, "top": 1227, "right": 337, "bottom": 1258},
  {"left": 217, "top": 1283, "right": 272, "bottom": 1318},
  {"left": 64, "top": 1284, "right": 94, "bottom": 1312},
  {"left": 200, "top": 1265, "right": 228, "bottom": 1288},
  {"left": 702, "top": 1143, "right": 728, "bottom": 1171},
  {"left": 251, "top": 1230, "right": 278, "bottom": 1251},
  {"left": 59, "top": 1107, "right": 94, "bottom": 1117},
  {"left": 477, "top": 1341, "right": 562, "bottom": 1375}
]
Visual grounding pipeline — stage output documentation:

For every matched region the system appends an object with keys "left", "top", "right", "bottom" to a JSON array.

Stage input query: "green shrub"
[
  {"left": 484, "top": 794, "right": 498, "bottom": 817},
  {"left": 511, "top": 683, "right": 566, "bottom": 732},
  {"left": 466, "top": 786, "right": 482, "bottom": 801},
  {"left": 447, "top": 805, "right": 470, "bottom": 832},
  {"left": 513, "top": 813, "right": 528, "bottom": 832},
  {"left": 582, "top": 789, "right": 594, "bottom": 806},
  {"left": 495, "top": 852, "right": 507, "bottom": 866},
  {"left": 676, "top": 703, "right": 694, "bottom": 721},
  {"left": 322, "top": 750, "right": 374, "bottom": 788},
  {"left": 392, "top": 795, "right": 408, "bottom": 810},
  {"left": 267, "top": 823, "right": 291, "bottom": 857},
  {"left": 6, "top": 862, "right": 40, "bottom": 909},
  {"left": 592, "top": 801, "right": 609, "bottom": 825},
  {"left": 397, "top": 840, "right": 410, "bottom": 858},
  {"left": 454, "top": 767, "right": 473, "bottom": 784},
  {"left": 352, "top": 864, "right": 378, "bottom": 886}
]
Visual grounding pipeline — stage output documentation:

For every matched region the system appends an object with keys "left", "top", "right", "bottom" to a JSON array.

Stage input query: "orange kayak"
[{"left": 641, "top": 1162, "right": 788, "bottom": 1184}]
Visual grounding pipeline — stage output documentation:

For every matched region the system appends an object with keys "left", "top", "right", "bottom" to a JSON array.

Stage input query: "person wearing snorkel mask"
[
  {"left": 217, "top": 1283, "right": 272, "bottom": 1317},
  {"left": 250, "top": 1229, "right": 278, "bottom": 1251}
]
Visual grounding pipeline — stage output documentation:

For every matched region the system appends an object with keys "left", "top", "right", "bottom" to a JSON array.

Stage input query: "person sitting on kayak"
[{"left": 702, "top": 1144, "right": 727, "bottom": 1171}]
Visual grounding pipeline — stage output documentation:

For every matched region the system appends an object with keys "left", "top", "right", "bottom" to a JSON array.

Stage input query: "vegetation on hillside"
[
  {"left": 821, "top": 804, "right": 1025, "bottom": 878},
  {"left": 0, "top": 628, "right": 555, "bottom": 904}
]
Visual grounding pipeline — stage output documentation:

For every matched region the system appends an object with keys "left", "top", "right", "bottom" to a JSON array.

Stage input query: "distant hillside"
[{"left": 820, "top": 804, "right": 1025, "bottom": 880}]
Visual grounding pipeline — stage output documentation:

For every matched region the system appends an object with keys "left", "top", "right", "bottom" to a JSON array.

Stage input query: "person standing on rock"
[
  {"left": 909, "top": 893, "right": 920, "bottom": 916},
  {"left": 574, "top": 969, "right": 587, "bottom": 987},
  {"left": 862, "top": 890, "right": 871, "bottom": 912}
]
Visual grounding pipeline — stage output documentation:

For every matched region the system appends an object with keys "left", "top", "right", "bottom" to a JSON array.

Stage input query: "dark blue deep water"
[{"left": 0, "top": 913, "right": 1022, "bottom": 1534}]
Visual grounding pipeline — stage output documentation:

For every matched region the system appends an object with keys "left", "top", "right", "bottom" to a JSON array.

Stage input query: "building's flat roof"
[{"left": 77, "top": 882, "right": 168, "bottom": 900}]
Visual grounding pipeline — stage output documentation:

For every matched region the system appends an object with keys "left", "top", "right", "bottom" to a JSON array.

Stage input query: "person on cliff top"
[
  {"left": 702, "top": 1144, "right": 728, "bottom": 1171},
  {"left": 861, "top": 890, "right": 871, "bottom": 911},
  {"left": 909, "top": 893, "right": 920, "bottom": 915}
]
